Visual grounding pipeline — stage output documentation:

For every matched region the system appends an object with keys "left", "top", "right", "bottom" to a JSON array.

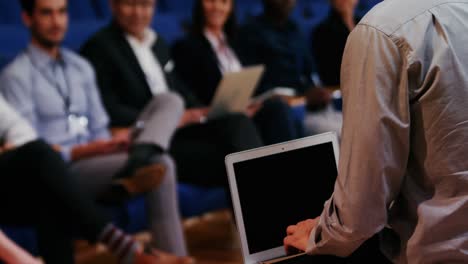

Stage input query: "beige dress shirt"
[{"left": 307, "top": 0, "right": 468, "bottom": 263}]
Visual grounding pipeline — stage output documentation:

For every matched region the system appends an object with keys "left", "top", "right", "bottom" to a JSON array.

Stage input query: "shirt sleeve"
[
  {"left": 306, "top": 24, "right": 410, "bottom": 256},
  {"left": 0, "top": 94, "right": 37, "bottom": 147}
]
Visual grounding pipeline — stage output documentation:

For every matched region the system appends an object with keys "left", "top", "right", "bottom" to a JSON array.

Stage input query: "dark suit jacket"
[
  {"left": 171, "top": 34, "right": 243, "bottom": 105},
  {"left": 80, "top": 22, "right": 201, "bottom": 127}
]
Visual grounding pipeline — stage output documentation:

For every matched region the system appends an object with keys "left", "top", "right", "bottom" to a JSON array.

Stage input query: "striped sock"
[{"left": 98, "top": 224, "right": 141, "bottom": 264}]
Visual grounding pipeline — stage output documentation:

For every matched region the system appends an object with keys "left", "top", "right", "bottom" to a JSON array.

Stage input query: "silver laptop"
[
  {"left": 225, "top": 132, "right": 340, "bottom": 264},
  {"left": 207, "top": 65, "right": 264, "bottom": 119}
]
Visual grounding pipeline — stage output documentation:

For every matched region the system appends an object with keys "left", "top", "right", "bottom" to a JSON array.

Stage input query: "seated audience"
[
  {"left": 0, "top": 0, "right": 188, "bottom": 255},
  {"left": 284, "top": 0, "right": 468, "bottom": 262},
  {"left": 239, "top": 0, "right": 343, "bottom": 137},
  {"left": 172, "top": 0, "right": 302, "bottom": 145},
  {"left": 80, "top": 0, "right": 263, "bottom": 188},
  {"left": 312, "top": 0, "right": 360, "bottom": 87},
  {"left": 0, "top": 94, "right": 193, "bottom": 264}
]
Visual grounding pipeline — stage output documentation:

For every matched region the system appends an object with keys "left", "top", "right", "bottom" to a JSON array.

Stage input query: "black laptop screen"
[{"left": 232, "top": 142, "right": 338, "bottom": 255}]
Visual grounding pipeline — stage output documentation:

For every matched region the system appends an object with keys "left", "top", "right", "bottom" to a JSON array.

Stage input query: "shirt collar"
[
  {"left": 204, "top": 29, "right": 227, "bottom": 51},
  {"left": 125, "top": 28, "right": 158, "bottom": 49},
  {"left": 27, "top": 44, "right": 66, "bottom": 70}
]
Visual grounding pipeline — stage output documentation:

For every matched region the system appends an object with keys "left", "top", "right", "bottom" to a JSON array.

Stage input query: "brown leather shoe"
[
  {"left": 135, "top": 249, "right": 196, "bottom": 264},
  {"left": 117, "top": 163, "right": 166, "bottom": 195}
]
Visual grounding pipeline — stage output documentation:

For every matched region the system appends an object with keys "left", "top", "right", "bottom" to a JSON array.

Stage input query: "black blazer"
[
  {"left": 80, "top": 22, "right": 201, "bottom": 127},
  {"left": 171, "top": 33, "right": 243, "bottom": 105}
]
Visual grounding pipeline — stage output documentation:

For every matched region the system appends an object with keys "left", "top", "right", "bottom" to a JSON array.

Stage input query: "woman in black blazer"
[{"left": 172, "top": 0, "right": 302, "bottom": 145}]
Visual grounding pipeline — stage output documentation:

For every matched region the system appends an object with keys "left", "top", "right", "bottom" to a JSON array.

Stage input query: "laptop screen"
[{"left": 232, "top": 142, "right": 337, "bottom": 255}]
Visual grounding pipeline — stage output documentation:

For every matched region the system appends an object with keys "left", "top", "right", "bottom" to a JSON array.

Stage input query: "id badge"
[{"left": 68, "top": 114, "right": 89, "bottom": 138}]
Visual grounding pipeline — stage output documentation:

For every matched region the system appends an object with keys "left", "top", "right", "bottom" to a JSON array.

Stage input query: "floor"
[{"left": 76, "top": 209, "right": 243, "bottom": 264}]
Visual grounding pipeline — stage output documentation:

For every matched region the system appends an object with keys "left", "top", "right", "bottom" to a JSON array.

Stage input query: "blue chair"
[
  {"left": 236, "top": 2, "right": 263, "bottom": 24},
  {"left": 356, "top": 0, "right": 382, "bottom": 18},
  {"left": 94, "top": 0, "right": 112, "bottom": 20},
  {"left": 158, "top": 0, "right": 194, "bottom": 19},
  {"left": 64, "top": 20, "right": 108, "bottom": 51},
  {"left": 152, "top": 13, "right": 186, "bottom": 46},
  {"left": 67, "top": 0, "right": 99, "bottom": 21},
  {"left": 0, "top": 25, "right": 29, "bottom": 62},
  {"left": 0, "top": 2, "right": 22, "bottom": 25}
]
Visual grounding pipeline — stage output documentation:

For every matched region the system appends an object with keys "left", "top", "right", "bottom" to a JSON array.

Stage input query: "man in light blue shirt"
[{"left": 0, "top": 0, "right": 189, "bottom": 257}]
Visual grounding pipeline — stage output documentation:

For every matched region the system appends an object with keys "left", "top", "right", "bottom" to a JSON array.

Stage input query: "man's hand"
[
  {"left": 178, "top": 107, "right": 210, "bottom": 128},
  {"left": 284, "top": 217, "right": 320, "bottom": 255}
]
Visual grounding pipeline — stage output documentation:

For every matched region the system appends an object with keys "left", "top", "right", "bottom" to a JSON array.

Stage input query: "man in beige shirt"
[{"left": 284, "top": 0, "right": 468, "bottom": 263}]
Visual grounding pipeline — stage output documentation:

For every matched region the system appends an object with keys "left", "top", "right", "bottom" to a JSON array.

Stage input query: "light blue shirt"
[{"left": 0, "top": 45, "right": 111, "bottom": 161}]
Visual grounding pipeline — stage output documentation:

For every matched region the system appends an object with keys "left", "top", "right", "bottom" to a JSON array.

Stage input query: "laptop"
[
  {"left": 225, "top": 132, "right": 340, "bottom": 264},
  {"left": 207, "top": 65, "right": 265, "bottom": 119}
]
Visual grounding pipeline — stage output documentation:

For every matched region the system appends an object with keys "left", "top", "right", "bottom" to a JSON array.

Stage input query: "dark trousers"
[
  {"left": 253, "top": 98, "right": 302, "bottom": 145},
  {"left": 170, "top": 113, "right": 263, "bottom": 187},
  {"left": 0, "top": 140, "right": 108, "bottom": 264}
]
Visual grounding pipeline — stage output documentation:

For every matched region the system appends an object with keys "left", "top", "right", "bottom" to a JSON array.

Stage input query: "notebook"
[
  {"left": 207, "top": 65, "right": 264, "bottom": 119},
  {"left": 225, "top": 132, "right": 340, "bottom": 264}
]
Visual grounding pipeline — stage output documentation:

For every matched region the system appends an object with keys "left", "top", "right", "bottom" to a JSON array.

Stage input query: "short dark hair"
[
  {"left": 191, "top": 0, "right": 238, "bottom": 39},
  {"left": 19, "top": 0, "right": 36, "bottom": 15}
]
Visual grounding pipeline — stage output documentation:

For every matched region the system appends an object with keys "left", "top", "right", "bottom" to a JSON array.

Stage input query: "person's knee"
[{"left": 157, "top": 92, "right": 185, "bottom": 115}]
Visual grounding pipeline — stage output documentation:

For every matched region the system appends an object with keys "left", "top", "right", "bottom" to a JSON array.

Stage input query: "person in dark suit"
[
  {"left": 171, "top": 0, "right": 302, "bottom": 145},
  {"left": 312, "top": 0, "right": 360, "bottom": 86},
  {"left": 80, "top": 0, "right": 262, "bottom": 188}
]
